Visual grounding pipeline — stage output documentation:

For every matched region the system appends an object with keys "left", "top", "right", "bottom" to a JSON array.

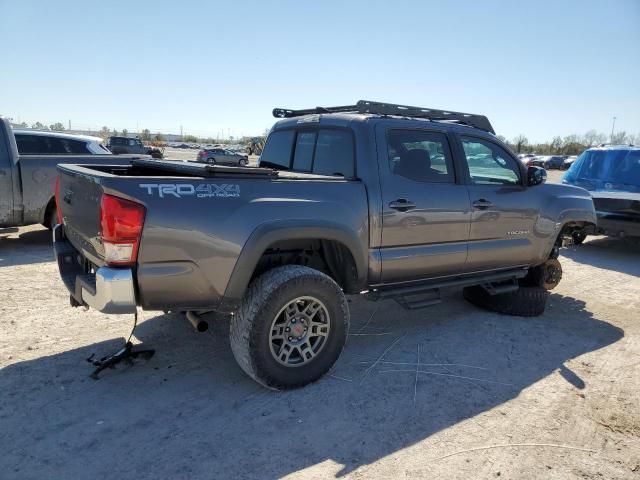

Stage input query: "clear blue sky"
[{"left": 1, "top": 0, "right": 638, "bottom": 141}]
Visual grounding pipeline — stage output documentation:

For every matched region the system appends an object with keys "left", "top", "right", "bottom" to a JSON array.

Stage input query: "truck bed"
[{"left": 56, "top": 160, "right": 369, "bottom": 311}]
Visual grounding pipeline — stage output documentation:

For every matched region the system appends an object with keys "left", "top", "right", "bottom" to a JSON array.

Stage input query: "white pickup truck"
[{"left": 0, "top": 118, "right": 144, "bottom": 229}]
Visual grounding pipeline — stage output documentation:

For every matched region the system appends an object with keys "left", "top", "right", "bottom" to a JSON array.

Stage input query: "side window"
[
  {"left": 387, "top": 130, "right": 455, "bottom": 183},
  {"left": 15, "top": 134, "right": 44, "bottom": 154},
  {"left": 46, "top": 137, "right": 69, "bottom": 154},
  {"left": 460, "top": 137, "right": 520, "bottom": 185},
  {"left": 313, "top": 130, "right": 354, "bottom": 177},
  {"left": 65, "top": 139, "right": 90, "bottom": 154},
  {"left": 259, "top": 130, "right": 295, "bottom": 169},
  {"left": 292, "top": 132, "right": 316, "bottom": 172},
  {"left": 260, "top": 128, "right": 355, "bottom": 176}
]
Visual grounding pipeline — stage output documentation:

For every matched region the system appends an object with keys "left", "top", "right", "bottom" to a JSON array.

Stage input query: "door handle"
[
  {"left": 472, "top": 199, "right": 493, "bottom": 210},
  {"left": 389, "top": 199, "right": 416, "bottom": 212}
]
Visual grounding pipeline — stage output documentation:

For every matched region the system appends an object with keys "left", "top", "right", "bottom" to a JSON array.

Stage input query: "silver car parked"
[{"left": 197, "top": 147, "right": 248, "bottom": 166}]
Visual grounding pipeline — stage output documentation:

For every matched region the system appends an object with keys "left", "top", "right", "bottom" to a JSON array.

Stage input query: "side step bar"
[{"left": 368, "top": 268, "right": 528, "bottom": 310}]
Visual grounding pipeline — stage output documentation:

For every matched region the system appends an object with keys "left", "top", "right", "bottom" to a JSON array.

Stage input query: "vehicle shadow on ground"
[
  {"left": 0, "top": 227, "right": 53, "bottom": 267},
  {"left": 562, "top": 236, "right": 640, "bottom": 277},
  {"left": 0, "top": 293, "right": 623, "bottom": 479}
]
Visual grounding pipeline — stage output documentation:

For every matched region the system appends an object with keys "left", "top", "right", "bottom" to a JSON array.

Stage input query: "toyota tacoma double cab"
[{"left": 53, "top": 100, "right": 597, "bottom": 389}]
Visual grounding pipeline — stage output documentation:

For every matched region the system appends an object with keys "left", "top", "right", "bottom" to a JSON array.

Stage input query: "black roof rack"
[{"left": 272, "top": 100, "right": 495, "bottom": 134}]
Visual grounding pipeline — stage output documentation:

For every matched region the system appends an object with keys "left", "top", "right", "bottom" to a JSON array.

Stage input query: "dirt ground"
[{"left": 1, "top": 170, "right": 639, "bottom": 479}]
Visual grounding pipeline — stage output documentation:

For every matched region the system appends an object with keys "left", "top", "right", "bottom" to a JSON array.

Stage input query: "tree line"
[
  {"left": 499, "top": 130, "right": 638, "bottom": 155},
  {"left": 7, "top": 118, "right": 638, "bottom": 154}
]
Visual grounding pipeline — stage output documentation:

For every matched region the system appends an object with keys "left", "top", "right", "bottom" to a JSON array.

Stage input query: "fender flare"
[{"left": 222, "top": 219, "right": 368, "bottom": 306}]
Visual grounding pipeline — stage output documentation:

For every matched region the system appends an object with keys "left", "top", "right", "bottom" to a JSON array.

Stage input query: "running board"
[
  {"left": 395, "top": 291, "right": 442, "bottom": 310},
  {"left": 367, "top": 268, "right": 527, "bottom": 309},
  {"left": 481, "top": 278, "right": 519, "bottom": 295}
]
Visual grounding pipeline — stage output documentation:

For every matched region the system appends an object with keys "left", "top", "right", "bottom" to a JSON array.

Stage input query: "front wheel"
[
  {"left": 572, "top": 231, "right": 587, "bottom": 245},
  {"left": 463, "top": 285, "right": 548, "bottom": 317},
  {"left": 230, "top": 265, "right": 349, "bottom": 390},
  {"left": 239, "top": 158, "right": 248, "bottom": 167}
]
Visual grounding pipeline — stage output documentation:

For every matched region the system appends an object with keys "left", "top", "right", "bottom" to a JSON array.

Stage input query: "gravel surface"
[{"left": 1, "top": 170, "right": 639, "bottom": 479}]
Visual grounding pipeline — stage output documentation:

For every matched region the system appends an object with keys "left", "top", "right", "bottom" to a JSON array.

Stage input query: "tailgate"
[{"left": 57, "top": 166, "right": 106, "bottom": 266}]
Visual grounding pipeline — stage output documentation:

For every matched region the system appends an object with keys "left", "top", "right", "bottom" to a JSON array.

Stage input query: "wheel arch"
[
  {"left": 41, "top": 196, "right": 56, "bottom": 226},
  {"left": 222, "top": 220, "right": 368, "bottom": 308}
]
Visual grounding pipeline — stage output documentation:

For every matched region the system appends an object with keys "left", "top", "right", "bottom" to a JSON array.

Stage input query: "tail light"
[
  {"left": 100, "top": 194, "right": 146, "bottom": 266},
  {"left": 199, "top": 150, "right": 206, "bottom": 157},
  {"left": 54, "top": 175, "right": 63, "bottom": 224}
]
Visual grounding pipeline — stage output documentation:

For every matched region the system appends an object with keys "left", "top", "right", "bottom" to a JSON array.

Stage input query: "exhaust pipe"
[{"left": 186, "top": 311, "right": 209, "bottom": 333}]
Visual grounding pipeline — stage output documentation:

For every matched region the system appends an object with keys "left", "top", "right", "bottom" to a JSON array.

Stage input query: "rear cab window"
[
  {"left": 260, "top": 130, "right": 295, "bottom": 170},
  {"left": 260, "top": 128, "right": 355, "bottom": 177}
]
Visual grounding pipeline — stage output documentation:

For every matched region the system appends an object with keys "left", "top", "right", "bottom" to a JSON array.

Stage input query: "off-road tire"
[
  {"left": 463, "top": 285, "right": 548, "bottom": 317},
  {"left": 230, "top": 265, "right": 349, "bottom": 390}
]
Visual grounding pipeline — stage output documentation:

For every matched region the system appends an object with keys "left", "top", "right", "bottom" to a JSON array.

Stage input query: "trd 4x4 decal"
[{"left": 139, "top": 183, "right": 240, "bottom": 198}]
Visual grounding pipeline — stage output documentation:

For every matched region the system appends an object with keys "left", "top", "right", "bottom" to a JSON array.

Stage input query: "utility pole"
[
  {"left": 68, "top": 120, "right": 71, "bottom": 130},
  {"left": 610, "top": 116, "right": 617, "bottom": 143},
  {"left": 180, "top": 125, "right": 183, "bottom": 141}
]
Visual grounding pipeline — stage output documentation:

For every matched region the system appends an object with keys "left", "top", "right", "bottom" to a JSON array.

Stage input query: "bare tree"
[
  {"left": 512, "top": 134, "right": 528, "bottom": 153},
  {"left": 550, "top": 136, "right": 563, "bottom": 154},
  {"left": 122, "top": 128, "right": 128, "bottom": 137},
  {"left": 611, "top": 131, "right": 628, "bottom": 144},
  {"left": 583, "top": 130, "right": 607, "bottom": 147}
]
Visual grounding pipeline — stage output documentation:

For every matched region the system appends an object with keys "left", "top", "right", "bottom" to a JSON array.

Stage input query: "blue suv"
[{"left": 562, "top": 145, "right": 640, "bottom": 241}]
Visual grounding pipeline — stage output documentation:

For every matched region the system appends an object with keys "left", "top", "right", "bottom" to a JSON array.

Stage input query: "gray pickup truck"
[
  {"left": 53, "top": 101, "right": 597, "bottom": 389},
  {"left": 0, "top": 119, "right": 144, "bottom": 229}
]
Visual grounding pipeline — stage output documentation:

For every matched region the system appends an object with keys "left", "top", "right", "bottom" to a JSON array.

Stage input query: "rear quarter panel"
[{"left": 99, "top": 176, "right": 369, "bottom": 310}]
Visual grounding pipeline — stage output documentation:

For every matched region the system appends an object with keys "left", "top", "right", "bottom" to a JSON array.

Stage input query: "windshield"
[{"left": 564, "top": 149, "right": 640, "bottom": 191}]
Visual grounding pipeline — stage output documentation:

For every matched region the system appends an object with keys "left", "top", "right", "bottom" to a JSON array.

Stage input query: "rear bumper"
[{"left": 53, "top": 225, "right": 137, "bottom": 314}]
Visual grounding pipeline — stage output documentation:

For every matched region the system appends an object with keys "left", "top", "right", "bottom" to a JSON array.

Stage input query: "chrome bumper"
[{"left": 53, "top": 224, "right": 137, "bottom": 314}]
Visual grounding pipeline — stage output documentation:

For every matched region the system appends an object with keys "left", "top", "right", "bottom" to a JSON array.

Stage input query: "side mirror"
[{"left": 527, "top": 166, "right": 547, "bottom": 186}]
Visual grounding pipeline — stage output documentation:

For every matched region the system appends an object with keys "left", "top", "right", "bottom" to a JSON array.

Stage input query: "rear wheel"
[
  {"left": 230, "top": 265, "right": 349, "bottom": 390},
  {"left": 207, "top": 157, "right": 216, "bottom": 165}
]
